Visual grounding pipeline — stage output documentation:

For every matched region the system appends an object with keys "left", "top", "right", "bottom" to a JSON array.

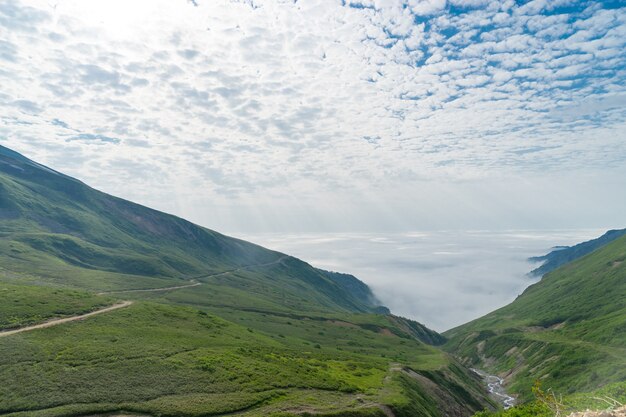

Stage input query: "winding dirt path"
[
  {"left": 1, "top": 257, "right": 289, "bottom": 338},
  {"left": 0, "top": 301, "right": 133, "bottom": 338},
  {"left": 98, "top": 256, "right": 289, "bottom": 295},
  {"left": 1, "top": 257, "right": 290, "bottom": 338},
  {"left": 97, "top": 281, "right": 201, "bottom": 295},
  {"left": 194, "top": 256, "right": 289, "bottom": 280}
]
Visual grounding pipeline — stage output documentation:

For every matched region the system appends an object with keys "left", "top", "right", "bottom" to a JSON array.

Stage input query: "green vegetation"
[
  {"left": 0, "top": 297, "right": 488, "bottom": 416},
  {"left": 529, "top": 228, "right": 626, "bottom": 277},
  {"left": 0, "top": 145, "right": 493, "bottom": 416},
  {"left": 445, "top": 234, "right": 626, "bottom": 400},
  {"left": 0, "top": 282, "right": 113, "bottom": 330},
  {"left": 2, "top": 144, "right": 623, "bottom": 416}
]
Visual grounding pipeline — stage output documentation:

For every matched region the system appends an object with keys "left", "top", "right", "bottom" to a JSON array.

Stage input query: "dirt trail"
[
  {"left": 98, "top": 256, "right": 289, "bottom": 295},
  {"left": 97, "top": 281, "right": 201, "bottom": 295},
  {"left": 0, "top": 301, "right": 133, "bottom": 337},
  {"left": 1, "top": 257, "right": 289, "bottom": 337},
  {"left": 195, "top": 256, "right": 289, "bottom": 280}
]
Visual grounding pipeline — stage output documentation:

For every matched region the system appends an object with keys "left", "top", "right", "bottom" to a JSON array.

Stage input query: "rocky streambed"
[{"left": 471, "top": 368, "right": 516, "bottom": 409}]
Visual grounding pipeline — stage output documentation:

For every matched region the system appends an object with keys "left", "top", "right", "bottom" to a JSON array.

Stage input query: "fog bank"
[{"left": 240, "top": 230, "right": 604, "bottom": 331}]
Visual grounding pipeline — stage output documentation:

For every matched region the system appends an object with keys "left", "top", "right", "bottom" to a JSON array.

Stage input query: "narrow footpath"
[
  {"left": 1, "top": 257, "right": 289, "bottom": 337},
  {"left": 0, "top": 301, "right": 133, "bottom": 338}
]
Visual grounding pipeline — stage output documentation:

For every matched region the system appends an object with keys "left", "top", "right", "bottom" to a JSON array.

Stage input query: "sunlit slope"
[
  {"left": 0, "top": 275, "right": 488, "bottom": 417},
  {"left": 0, "top": 145, "right": 381, "bottom": 314},
  {"left": 444, "top": 234, "right": 626, "bottom": 399},
  {"left": 0, "top": 298, "right": 492, "bottom": 417}
]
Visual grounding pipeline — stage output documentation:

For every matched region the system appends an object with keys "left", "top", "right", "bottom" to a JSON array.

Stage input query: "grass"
[
  {"left": 1, "top": 145, "right": 622, "bottom": 416},
  {"left": 0, "top": 259, "right": 489, "bottom": 416},
  {"left": 0, "top": 152, "right": 384, "bottom": 315},
  {"left": 0, "top": 282, "right": 113, "bottom": 330},
  {"left": 0, "top": 300, "right": 487, "bottom": 416}
]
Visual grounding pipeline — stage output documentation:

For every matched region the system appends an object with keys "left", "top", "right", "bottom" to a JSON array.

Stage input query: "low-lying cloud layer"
[
  {"left": 0, "top": 0, "right": 625, "bottom": 232},
  {"left": 241, "top": 229, "right": 605, "bottom": 331}
]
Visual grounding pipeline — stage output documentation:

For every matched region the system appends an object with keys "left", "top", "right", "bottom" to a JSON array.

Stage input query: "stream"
[{"left": 471, "top": 368, "right": 516, "bottom": 409}]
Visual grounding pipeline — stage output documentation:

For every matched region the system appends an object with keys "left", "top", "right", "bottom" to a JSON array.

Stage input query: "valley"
[
  {"left": 0, "top": 144, "right": 624, "bottom": 417},
  {"left": 2, "top": 1, "right": 624, "bottom": 416},
  {"left": 445, "top": 232, "right": 626, "bottom": 416}
]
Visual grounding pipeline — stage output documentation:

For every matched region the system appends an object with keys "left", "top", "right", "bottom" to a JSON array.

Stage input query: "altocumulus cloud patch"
[{"left": 0, "top": 0, "right": 623, "bottom": 232}]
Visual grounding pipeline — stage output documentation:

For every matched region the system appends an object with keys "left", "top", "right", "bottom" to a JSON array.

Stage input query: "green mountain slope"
[
  {"left": 529, "top": 228, "right": 626, "bottom": 277},
  {"left": 444, "top": 232, "right": 626, "bottom": 400},
  {"left": 0, "top": 144, "right": 382, "bottom": 314},
  {"left": 0, "top": 145, "right": 492, "bottom": 417}
]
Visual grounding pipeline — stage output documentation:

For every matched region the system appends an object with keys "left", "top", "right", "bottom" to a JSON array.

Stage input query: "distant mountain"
[
  {"left": 444, "top": 231, "right": 626, "bottom": 400},
  {"left": 529, "top": 229, "right": 626, "bottom": 276}
]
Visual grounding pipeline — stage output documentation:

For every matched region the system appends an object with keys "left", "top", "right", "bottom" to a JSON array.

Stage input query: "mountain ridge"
[{"left": 529, "top": 228, "right": 626, "bottom": 277}]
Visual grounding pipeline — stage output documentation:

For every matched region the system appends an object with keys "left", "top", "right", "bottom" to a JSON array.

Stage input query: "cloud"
[
  {"left": 0, "top": 39, "right": 17, "bottom": 62},
  {"left": 409, "top": 0, "right": 447, "bottom": 16},
  {"left": 241, "top": 230, "right": 608, "bottom": 330},
  {"left": 0, "top": 0, "right": 49, "bottom": 32},
  {"left": 67, "top": 133, "right": 121, "bottom": 144},
  {"left": 551, "top": 94, "right": 626, "bottom": 120},
  {"left": 51, "top": 118, "right": 70, "bottom": 129},
  {"left": 12, "top": 99, "right": 42, "bottom": 114},
  {"left": 0, "top": 0, "right": 623, "bottom": 233},
  {"left": 178, "top": 48, "right": 199, "bottom": 60}
]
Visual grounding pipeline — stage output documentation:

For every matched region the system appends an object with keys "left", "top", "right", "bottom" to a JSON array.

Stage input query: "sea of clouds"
[{"left": 241, "top": 229, "right": 605, "bottom": 332}]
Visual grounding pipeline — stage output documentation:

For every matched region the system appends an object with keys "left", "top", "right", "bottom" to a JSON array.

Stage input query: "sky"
[
  {"left": 242, "top": 229, "right": 604, "bottom": 330},
  {"left": 0, "top": 0, "right": 625, "bottom": 233}
]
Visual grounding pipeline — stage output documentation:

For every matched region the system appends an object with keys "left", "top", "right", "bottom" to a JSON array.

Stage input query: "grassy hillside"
[
  {"left": 444, "top": 234, "right": 626, "bottom": 400},
  {"left": 0, "top": 282, "right": 113, "bottom": 330},
  {"left": 0, "top": 298, "right": 490, "bottom": 417},
  {"left": 0, "top": 145, "right": 492, "bottom": 416},
  {"left": 0, "top": 144, "right": 384, "bottom": 314},
  {"left": 529, "top": 228, "right": 626, "bottom": 277}
]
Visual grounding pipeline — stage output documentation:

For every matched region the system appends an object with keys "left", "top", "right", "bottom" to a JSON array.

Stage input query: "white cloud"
[
  {"left": 409, "top": 0, "right": 447, "bottom": 16},
  {"left": 0, "top": 0, "right": 624, "bottom": 233},
  {"left": 241, "top": 229, "right": 608, "bottom": 330}
]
